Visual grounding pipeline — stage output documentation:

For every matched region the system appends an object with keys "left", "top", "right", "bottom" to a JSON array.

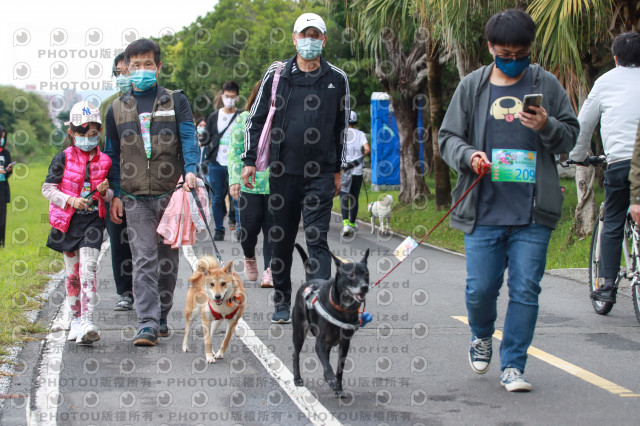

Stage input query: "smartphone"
[
  {"left": 8, "top": 161, "right": 16, "bottom": 167},
  {"left": 523, "top": 94, "right": 543, "bottom": 114}
]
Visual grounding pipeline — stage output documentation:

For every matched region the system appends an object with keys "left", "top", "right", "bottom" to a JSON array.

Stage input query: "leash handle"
[{"left": 373, "top": 170, "right": 487, "bottom": 287}]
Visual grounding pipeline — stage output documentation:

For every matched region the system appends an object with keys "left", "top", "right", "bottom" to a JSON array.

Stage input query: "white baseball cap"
[
  {"left": 294, "top": 13, "right": 327, "bottom": 34},
  {"left": 65, "top": 101, "right": 101, "bottom": 127}
]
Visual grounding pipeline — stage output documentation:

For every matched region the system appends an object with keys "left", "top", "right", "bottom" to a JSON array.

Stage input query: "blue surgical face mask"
[
  {"left": 296, "top": 37, "right": 324, "bottom": 60},
  {"left": 130, "top": 69, "right": 157, "bottom": 91},
  {"left": 0, "top": 137, "right": 4, "bottom": 147},
  {"left": 115, "top": 74, "right": 132, "bottom": 93},
  {"left": 75, "top": 135, "right": 99, "bottom": 152},
  {"left": 196, "top": 127, "right": 206, "bottom": 135},
  {"left": 494, "top": 54, "right": 531, "bottom": 78}
]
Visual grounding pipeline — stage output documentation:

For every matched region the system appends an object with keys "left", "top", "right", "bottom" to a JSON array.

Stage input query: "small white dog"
[{"left": 368, "top": 194, "right": 393, "bottom": 234}]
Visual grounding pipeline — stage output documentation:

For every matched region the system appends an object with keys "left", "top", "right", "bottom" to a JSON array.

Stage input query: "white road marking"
[
  {"left": 236, "top": 319, "right": 342, "bottom": 426},
  {"left": 26, "top": 240, "right": 110, "bottom": 425},
  {"left": 28, "top": 240, "right": 339, "bottom": 425},
  {"left": 26, "top": 302, "right": 69, "bottom": 425},
  {"left": 182, "top": 243, "right": 341, "bottom": 425}
]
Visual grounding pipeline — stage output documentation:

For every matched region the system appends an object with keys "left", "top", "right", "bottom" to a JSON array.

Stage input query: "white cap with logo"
[
  {"left": 65, "top": 101, "right": 101, "bottom": 127},
  {"left": 293, "top": 13, "right": 327, "bottom": 34}
]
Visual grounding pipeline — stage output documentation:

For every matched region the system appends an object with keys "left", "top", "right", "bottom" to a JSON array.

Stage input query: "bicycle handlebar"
[{"left": 560, "top": 155, "right": 607, "bottom": 168}]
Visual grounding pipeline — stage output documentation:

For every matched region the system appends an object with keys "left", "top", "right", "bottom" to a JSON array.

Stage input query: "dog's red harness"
[{"left": 208, "top": 295, "right": 242, "bottom": 320}]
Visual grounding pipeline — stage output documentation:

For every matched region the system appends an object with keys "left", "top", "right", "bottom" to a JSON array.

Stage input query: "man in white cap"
[{"left": 242, "top": 12, "right": 350, "bottom": 323}]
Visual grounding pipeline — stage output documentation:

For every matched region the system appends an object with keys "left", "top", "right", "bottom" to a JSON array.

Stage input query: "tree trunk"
[
  {"left": 394, "top": 99, "right": 429, "bottom": 204},
  {"left": 572, "top": 86, "right": 597, "bottom": 238},
  {"left": 455, "top": 41, "right": 483, "bottom": 79},
  {"left": 427, "top": 40, "right": 451, "bottom": 210}
]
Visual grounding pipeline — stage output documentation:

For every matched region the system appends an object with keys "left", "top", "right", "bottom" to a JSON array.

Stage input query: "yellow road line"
[{"left": 452, "top": 316, "right": 640, "bottom": 397}]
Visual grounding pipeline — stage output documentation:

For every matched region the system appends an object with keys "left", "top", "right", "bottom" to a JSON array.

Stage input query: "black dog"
[{"left": 292, "top": 243, "right": 370, "bottom": 397}]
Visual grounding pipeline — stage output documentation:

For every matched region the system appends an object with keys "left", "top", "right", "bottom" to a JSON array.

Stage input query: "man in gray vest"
[{"left": 105, "top": 38, "right": 199, "bottom": 346}]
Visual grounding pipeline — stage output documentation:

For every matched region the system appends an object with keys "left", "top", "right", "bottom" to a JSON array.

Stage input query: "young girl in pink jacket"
[{"left": 42, "top": 102, "right": 112, "bottom": 344}]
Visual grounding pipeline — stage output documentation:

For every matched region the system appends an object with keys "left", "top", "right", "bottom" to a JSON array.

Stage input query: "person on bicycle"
[
  {"left": 629, "top": 123, "right": 640, "bottom": 224},
  {"left": 569, "top": 32, "right": 640, "bottom": 305}
]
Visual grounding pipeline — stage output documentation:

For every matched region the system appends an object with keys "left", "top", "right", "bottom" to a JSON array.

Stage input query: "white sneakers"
[
  {"left": 500, "top": 367, "right": 532, "bottom": 392},
  {"left": 76, "top": 321, "right": 100, "bottom": 345},
  {"left": 67, "top": 318, "right": 82, "bottom": 341}
]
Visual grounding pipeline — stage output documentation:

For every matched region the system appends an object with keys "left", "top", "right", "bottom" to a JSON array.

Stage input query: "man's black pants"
[
  {"left": 600, "top": 160, "right": 631, "bottom": 279},
  {"left": 105, "top": 202, "right": 133, "bottom": 298},
  {"left": 269, "top": 173, "right": 335, "bottom": 308}
]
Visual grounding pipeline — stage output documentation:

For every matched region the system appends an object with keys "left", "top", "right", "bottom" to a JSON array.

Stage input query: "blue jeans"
[
  {"left": 464, "top": 223, "right": 551, "bottom": 372},
  {"left": 208, "top": 162, "right": 228, "bottom": 231}
]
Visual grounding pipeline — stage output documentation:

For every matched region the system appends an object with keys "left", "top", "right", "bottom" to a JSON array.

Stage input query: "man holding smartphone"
[
  {"left": 569, "top": 32, "right": 640, "bottom": 305},
  {"left": 439, "top": 9, "right": 578, "bottom": 392}
]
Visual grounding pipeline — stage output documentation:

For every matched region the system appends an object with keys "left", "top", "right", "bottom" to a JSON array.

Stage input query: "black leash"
[{"left": 188, "top": 184, "right": 224, "bottom": 264}]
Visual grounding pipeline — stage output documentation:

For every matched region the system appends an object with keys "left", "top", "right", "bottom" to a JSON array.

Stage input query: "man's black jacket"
[{"left": 242, "top": 55, "right": 349, "bottom": 175}]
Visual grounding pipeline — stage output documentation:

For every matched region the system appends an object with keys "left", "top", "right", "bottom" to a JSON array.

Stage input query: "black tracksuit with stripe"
[{"left": 243, "top": 55, "right": 350, "bottom": 308}]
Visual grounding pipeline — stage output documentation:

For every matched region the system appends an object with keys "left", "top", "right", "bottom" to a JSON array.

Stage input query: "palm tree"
[
  {"left": 352, "top": 0, "right": 431, "bottom": 204},
  {"left": 528, "top": 0, "right": 640, "bottom": 238}
]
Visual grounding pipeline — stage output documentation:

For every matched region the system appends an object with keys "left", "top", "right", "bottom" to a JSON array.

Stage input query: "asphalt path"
[{"left": 2, "top": 212, "right": 640, "bottom": 425}]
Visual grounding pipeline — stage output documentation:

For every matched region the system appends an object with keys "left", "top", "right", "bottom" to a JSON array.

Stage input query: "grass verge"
[
  {"left": 333, "top": 175, "right": 604, "bottom": 270},
  {"left": 0, "top": 162, "right": 60, "bottom": 358}
]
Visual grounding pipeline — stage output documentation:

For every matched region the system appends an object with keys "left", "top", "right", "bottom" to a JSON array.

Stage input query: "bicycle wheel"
[
  {"left": 631, "top": 223, "right": 640, "bottom": 325},
  {"left": 589, "top": 218, "right": 615, "bottom": 315},
  {"left": 633, "top": 280, "right": 640, "bottom": 325}
]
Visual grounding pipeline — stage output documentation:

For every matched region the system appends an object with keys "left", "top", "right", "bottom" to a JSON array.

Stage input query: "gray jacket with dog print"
[{"left": 438, "top": 63, "right": 579, "bottom": 233}]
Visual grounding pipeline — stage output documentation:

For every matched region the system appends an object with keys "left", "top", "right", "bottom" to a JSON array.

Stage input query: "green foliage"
[
  {"left": 528, "top": 0, "right": 613, "bottom": 91},
  {"left": 0, "top": 162, "right": 61, "bottom": 357},
  {"left": 0, "top": 86, "right": 55, "bottom": 161},
  {"left": 155, "top": 0, "right": 380, "bottom": 123}
]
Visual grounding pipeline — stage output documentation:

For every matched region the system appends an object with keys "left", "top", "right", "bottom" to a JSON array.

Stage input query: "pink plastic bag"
[{"left": 255, "top": 61, "right": 283, "bottom": 171}]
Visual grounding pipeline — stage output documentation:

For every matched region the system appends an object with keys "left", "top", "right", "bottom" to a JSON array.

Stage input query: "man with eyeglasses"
[
  {"left": 104, "top": 38, "right": 199, "bottom": 347},
  {"left": 439, "top": 9, "right": 578, "bottom": 392},
  {"left": 241, "top": 13, "right": 349, "bottom": 324},
  {"left": 99, "top": 52, "right": 134, "bottom": 313}
]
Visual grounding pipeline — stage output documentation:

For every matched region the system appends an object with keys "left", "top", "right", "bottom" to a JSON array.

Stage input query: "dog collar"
[
  {"left": 208, "top": 295, "right": 242, "bottom": 320},
  {"left": 329, "top": 289, "right": 359, "bottom": 314},
  {"left": 303, "top": 286, "right": 360, "bottom": 331}
]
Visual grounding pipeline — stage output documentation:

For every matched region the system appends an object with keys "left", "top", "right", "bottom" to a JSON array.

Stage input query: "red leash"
[{"left": 372, "top": 168, "right": 488, "bottom": 287}]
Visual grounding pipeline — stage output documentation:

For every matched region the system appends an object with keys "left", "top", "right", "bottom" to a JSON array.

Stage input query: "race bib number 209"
[{"left": 491, "top": 149, "right": 536, "bottom": 183}]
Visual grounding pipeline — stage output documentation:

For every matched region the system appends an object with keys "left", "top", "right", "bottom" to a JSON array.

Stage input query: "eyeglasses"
[
  {"left": 491, "top": 44, "right": 530, "bottom": 60},
  {"left": 496, "top": 51, "right": 531, "bottom": 60}
]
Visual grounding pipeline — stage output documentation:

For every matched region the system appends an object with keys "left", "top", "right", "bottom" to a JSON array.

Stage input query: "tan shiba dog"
[{"left": 182, "top": 256, "right": 246, "bottom": 363}]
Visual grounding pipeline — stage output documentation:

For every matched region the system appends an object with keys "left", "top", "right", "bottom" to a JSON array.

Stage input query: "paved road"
[{"left": 2, "top": 213, "right": 640, "bottom": 425}]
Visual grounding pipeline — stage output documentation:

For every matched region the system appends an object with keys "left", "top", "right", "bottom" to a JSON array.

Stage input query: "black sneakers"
[
  {"left": 214, "top": 229, "right": 225, "bottom": 241},
  {"left": 271, "top": 305, "right": 291, "bottom": 324},
  {"left": 158, "top": 318, "right": 169, "bottom": 337},
  {"left": 591, "top": 278, "right": 617, "bottom": 304}
]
